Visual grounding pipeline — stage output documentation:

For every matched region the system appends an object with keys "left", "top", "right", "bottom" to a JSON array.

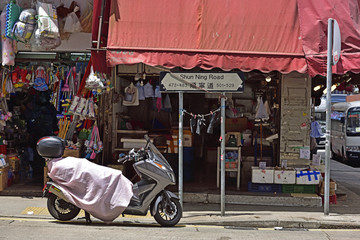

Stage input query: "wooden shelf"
[{"left": 116, "top": 130, "right": 148, "bottom": 134}]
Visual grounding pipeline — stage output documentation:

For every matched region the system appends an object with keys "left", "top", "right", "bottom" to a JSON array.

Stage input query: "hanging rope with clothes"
[{"left": 182, "top": 107, "right": 221, "bottom": 135}]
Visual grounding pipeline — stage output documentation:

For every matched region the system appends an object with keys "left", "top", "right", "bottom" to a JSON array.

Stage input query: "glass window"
[{"left": 346, "top": 111, "right": 360, "bottom": 136}]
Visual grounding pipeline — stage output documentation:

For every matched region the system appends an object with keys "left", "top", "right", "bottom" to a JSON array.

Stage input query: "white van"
[
  {"left": 331, "top": 101, "right": 360, "bottom": 162},
  {"left": 314, "top": 97, "right": 326, "bottom": 148}
]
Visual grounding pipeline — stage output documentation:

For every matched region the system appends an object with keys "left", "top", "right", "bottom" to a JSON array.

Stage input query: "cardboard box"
[
  {"left": 319, "top": 179, "right": 336, "bottom": 195},
  {"left": 167, "top": 133, "right": 193, "bottom": 153},
  {"left": 225, "top": 118, "right": 248, "bottom": 132},
  {"left": 170, "top": 130, "right": 193, "bottom": 147},
  {"left": 274, "top": 169, "right": 296, "bottom": 184},
  {"left": 9, "top": 159, "right": 20, "bottom": 172},
  {"left": 252, "top": 167, "right": 274, "bottom": 184},
  {"left": 0, "top": 167, "right": 9, "bottom": 191},
  {"left": 63, "top": 149, "right": 80, "bottom": 158},
  {"left": 296, "top": 170, "right": 321, "bottom": 185}
]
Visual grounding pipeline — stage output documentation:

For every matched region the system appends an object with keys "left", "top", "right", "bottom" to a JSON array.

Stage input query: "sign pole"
[
  {"left": 178, "top": 91, "right": 184, "bottom": 207},
  {"left": 324, "top": 18, "right": 334, "bottom": 216},
  {"left": 220, "top": 93, "right": 226, "bottom": 216}
]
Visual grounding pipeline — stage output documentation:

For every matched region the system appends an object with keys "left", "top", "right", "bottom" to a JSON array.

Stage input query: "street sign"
[
  {"left": 332, "top": 19, "right": 341, "bottom": 65},
  {"left": 160, "top": 72, "right": 244, "bottom": 92}
]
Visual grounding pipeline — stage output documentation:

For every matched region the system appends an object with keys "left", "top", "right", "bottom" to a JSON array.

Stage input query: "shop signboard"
[{"left": 160, "top": 72, "right": 244, "bottom": 92}]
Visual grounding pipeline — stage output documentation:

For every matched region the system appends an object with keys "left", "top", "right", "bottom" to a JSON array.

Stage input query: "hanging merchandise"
[
  {"left": 255, "top": 96, "right": 269, "bottom": 121},
  {"left": 161, "top": 94, "right": 172, "bottom": 112},
  {"left": 136, "top": 81, "right": 145, "bottom": 100},
  {"left": 1, "top": 69, "right": 15, "bottom": 96},
  {"left": 185, "top": 108, "right": 221, "bottom": 135},
  {"left": 12, "top": 8, "right": 36, "bottom": 43},
  {"left": 33, "top": 66, "right": 48, "bottom": 91},
  {"left": 207, "top": 111, "right": 220, "bottom": 134},
  {"left": 5, "top": 0, "right": 22, "bottom": 39},
  {"left": 30, "top": 1, "right": 61, "bottom": 51},
  {"left": 85, "top": 66, "right": 104, "bottom": 89},
  {"left": 36, "top": 1, "right": 60, "bottom": 39},
  {"left": 69, "top": 60, "right": 91, "bottom": 115},
  {"left": 196, "top": 115, "right": 206, "bottom": 135},
  {"left": 123, "top": 82, "right": 139, "bottom": 106},
  {"left": 1, "top": 11, "right": 16, "bottom": 66},
  {"left": 63, "top": 4, "right": 82, "bottom": 33},
  {"left": 84, "top": 123, "right": 103, "bottom": 160},
  {"left": 79, "top": 0, "right": 93, "bottom": 33},
  {"left": 143, "top": 81, "right": 154, "bottom": 98}
]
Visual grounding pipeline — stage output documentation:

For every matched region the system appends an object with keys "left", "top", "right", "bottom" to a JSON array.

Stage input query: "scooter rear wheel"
[
  {"left": 153, "top": 196, "right": 182, "bottom": 227},
  {"left": 47, "top": 194, "right": 80, "bottom": 221}
]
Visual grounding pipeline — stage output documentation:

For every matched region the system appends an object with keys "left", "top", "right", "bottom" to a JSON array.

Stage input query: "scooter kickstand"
[{"left": 85, "top": 211, "right": 92, "bottom": 225}]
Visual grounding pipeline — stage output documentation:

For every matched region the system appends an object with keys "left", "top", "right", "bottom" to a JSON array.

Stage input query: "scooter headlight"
[{"left": 167, "top": 171, "right": 176, "bottom": 183}]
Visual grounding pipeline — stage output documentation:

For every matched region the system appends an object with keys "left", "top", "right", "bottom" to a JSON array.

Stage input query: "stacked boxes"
[
  {"left": 296, "top": 170, "right": 321, "bottom": 185},
  {"left": 251, "top": 167, "right": 274, "bottom": 184},
  {"left": 274, "top": 168, "right": 296, "bottom": 184},
  {"left": 251, "top": 167, "right": 322, "bottom": 194}
]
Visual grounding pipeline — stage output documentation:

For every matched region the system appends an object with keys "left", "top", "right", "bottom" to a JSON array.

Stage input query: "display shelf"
[{"left": 217, "top": 146, "right": 241, "bottom": 190}]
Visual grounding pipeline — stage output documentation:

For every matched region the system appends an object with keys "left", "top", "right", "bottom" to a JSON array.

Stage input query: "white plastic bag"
[
  {"left": 85, "top": 66, "right": 103, "bottom": 89},
  {"left": 64, "top": 12, "right": 82, "bottom": 33}
]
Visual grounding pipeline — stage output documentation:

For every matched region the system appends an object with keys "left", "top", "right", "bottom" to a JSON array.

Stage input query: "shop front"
[
  {"left": 91, "top": 0, "right": 360, "bottom": 198},
  {"left": 0, "top": 0, "right": 105, "bottom": 194}
]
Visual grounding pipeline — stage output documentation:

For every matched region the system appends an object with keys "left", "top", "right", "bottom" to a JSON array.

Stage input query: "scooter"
[{"left": 40, "top": 135, "right": 182, "bottom": 227}]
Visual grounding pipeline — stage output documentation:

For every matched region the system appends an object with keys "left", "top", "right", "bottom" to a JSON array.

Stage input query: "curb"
[{"left": 183, "top": 192, "right": 322, "bottom": 207}]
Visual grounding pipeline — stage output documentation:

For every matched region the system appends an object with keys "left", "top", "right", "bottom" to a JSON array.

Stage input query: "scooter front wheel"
[
  {"left": 153, "top": 196, "right": 182, "bottom": 227},
  {"left": 47, "top": 194, "right": 80, "bottom": 221}
]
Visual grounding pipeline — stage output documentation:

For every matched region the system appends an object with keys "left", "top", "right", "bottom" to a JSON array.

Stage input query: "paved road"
[
  {"left": 1, "top": 217, "right": 360, "bottom": 240},
  {"left": 318, "top": 149, "right": 360, "bottom": 196}
]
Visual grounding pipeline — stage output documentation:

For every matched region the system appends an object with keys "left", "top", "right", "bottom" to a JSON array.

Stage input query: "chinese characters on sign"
[{"left": 160, "top": 72, "right": 244, "bottom": 92}]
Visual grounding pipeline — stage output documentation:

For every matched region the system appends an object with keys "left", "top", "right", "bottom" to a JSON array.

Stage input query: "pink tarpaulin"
[
  {"left": 48, "top": 157, "right": 133, "bottom": 223},
  {"left": 101, "top": 0, "right": 360, "bottom": 77}
]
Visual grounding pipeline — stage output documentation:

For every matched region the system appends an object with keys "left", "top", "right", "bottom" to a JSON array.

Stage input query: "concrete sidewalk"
[{"left": 0, "top": 182, "right": 360, "bottom": 229}]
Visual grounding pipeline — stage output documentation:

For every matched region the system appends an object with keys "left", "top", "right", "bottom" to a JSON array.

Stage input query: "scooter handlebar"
[{"left": 117, "top": 155, "right": 129, "bottom": 163}]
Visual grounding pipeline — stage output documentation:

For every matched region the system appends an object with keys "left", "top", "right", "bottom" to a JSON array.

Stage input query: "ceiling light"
[
  {"left": 314, "top": 85, "right": 323, "bottom": 91},
  {"left": 265, "top": 76, "right": 271, "bottom": 82},
  {"left": 323, "top": 84, "right": 338, "bottom": 94}
]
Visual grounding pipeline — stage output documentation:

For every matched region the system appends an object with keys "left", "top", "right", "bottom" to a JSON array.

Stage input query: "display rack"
[{"left": 216, "top": 146, "right": 241, "bottom": 190}]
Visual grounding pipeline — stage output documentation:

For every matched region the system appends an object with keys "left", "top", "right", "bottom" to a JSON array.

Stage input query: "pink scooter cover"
[{"left": 48, "top": 157, "right": 133, "bottom": 223}]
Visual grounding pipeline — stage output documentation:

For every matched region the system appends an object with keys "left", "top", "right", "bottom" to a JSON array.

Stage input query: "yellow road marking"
[
  {"left": 0, "top": 217, "right": 51, "bottom": 222},
  {"left": 20, "top": 207, "right": 152, "bottom": 219}
]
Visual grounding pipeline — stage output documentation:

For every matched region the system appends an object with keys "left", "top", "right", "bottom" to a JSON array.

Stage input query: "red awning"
[
  {"left": 297, "top": 0, "right": 360, "bottom": 77},
  {"left": 104, "top": 0, "right": 360, "bottom": 77}
]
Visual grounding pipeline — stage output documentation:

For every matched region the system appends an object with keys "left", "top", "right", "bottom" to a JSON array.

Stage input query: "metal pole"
[
  {"left": 220, "top": 93, "right": 226, "bottom": 216},
  {"left": 324, "top": 18, "right": 333, "bottom": 216},
  {"left": 96, "top": 0, "right": 105, "bottom": 51},
  {"left": 178, "top": 92, "right": 184, "bottom": 207}
]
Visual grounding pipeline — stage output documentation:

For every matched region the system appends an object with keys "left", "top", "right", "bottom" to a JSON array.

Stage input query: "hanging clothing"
[
  {"left": 255, "top": 96, "right": 269, "bottom": 121},
  {"left": 136, "top": 81, "right": 145, "bottom": 100},
  {"left": 123, "top": 83, "right": 139, "bottom": 106},
  {"left": 144, "top": 82, "right": 154, "bottom": 98}
]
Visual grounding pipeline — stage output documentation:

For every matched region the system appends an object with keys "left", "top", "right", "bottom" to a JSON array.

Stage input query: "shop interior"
[{"left": 110, "top": 67, "right": 282, "bottom": 192}]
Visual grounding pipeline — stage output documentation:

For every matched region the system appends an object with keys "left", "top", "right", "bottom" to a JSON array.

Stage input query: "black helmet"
[{"left": 36, "top": 136, "right": 66, "bottom": 158}]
